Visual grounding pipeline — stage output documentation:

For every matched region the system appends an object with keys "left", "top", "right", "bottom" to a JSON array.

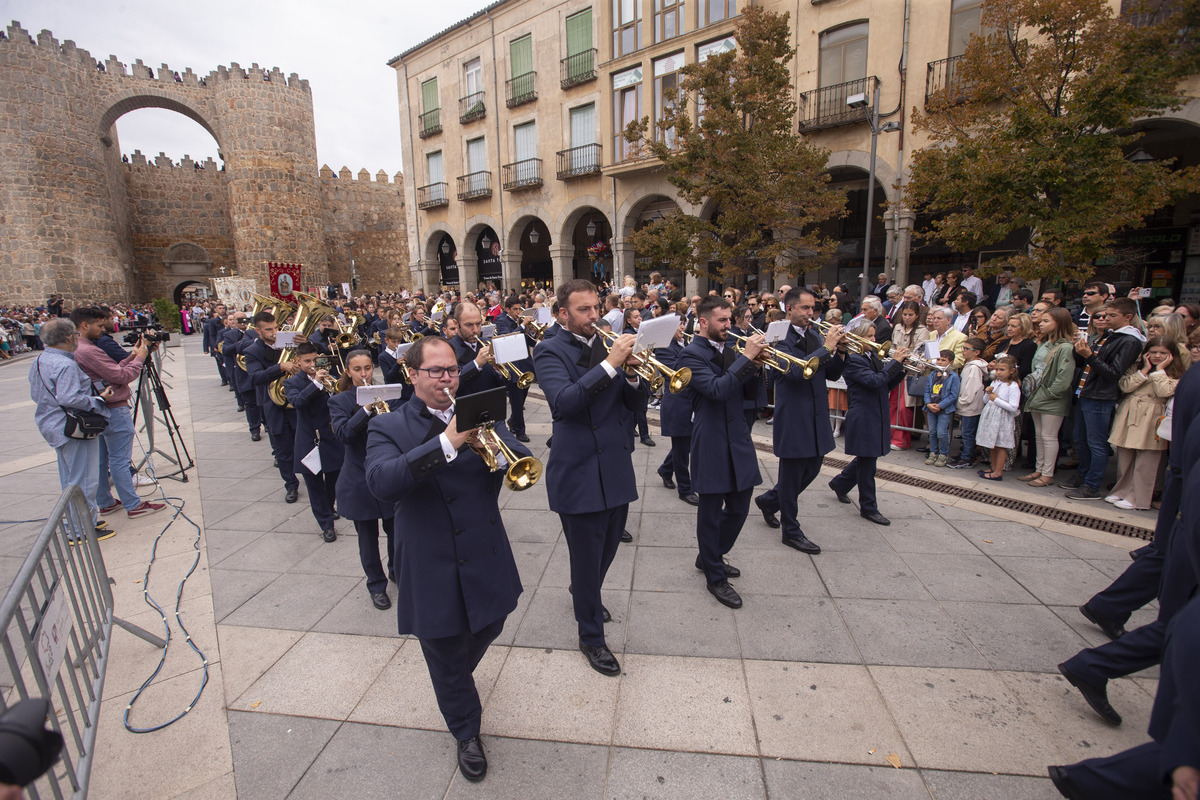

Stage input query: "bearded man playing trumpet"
[{"left": 364, "top": 336, "right": 530, "bottom": 784}]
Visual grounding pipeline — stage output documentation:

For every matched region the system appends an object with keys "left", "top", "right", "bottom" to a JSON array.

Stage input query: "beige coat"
[
  {"left": 892, "top": 324, "right": 929, "bottom": 407},
  {"left": 1109, "top": 369, "right": 1177, "bottom": 451}
]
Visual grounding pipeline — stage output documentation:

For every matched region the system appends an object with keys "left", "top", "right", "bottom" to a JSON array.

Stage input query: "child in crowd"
[
  {"left": 976, "top": 356, "right": 1021, "bottom": 480},
  {"left": 949, "top": 337, "right": 988, "bottom": 469},
  {"left": 924, "top": 350, "right": 960, "bottom": 467}
]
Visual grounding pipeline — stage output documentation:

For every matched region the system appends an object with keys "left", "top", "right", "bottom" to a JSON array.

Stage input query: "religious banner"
[
  {"left": 211, "top": 277, "right": 257, "bottom": 311},
  {"left": 268, "top": 262, "right": 303, "bottom": 301}
]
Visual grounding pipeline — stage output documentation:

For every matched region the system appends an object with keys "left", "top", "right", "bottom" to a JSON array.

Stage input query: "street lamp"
[
  {"left": 481, "top": 234, "right": 492, "bottom": 249},
  {"left": 441, "top": 239, "right": 451, "bottom": 255},
  {"left": 855, "top": 85, "right": 900, "bottom": 301},
  {"left": 529, "top": 228, "right": 540, "bottom": 245},
  {"left": 586, "top": 220, "right": 597, "bottom": 238}
]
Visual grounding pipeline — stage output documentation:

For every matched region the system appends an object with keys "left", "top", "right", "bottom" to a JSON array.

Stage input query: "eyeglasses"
[
  {"left": 414, "top": 366, "right": 461, "bottom": 378},
  {"left": 1082, "top": 291, "right": 1100, "bottom": 297}
]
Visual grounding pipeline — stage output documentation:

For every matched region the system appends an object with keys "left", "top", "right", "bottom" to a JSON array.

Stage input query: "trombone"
[
  {"left": 442, "top": 388, "right": 543, "bottom": 491},
  {"left": 589, "top": 324, "right": 692, "bottom": 393},
  {"left": 813, "top": 320, "right": 893, "bottom": 358}
]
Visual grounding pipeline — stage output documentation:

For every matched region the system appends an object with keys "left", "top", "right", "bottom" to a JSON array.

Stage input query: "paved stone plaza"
[{"left": 0, "top": 337, "right": 1161, "bottom": 799}]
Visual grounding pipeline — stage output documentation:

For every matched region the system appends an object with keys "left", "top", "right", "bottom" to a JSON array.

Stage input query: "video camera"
[{"left": 123, "top": 322, "right": 171, "bottom": 345}]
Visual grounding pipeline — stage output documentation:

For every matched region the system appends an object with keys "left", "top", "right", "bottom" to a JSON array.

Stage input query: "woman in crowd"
[
  {"left": 936, "top": 270, "right": 963, "bottom": 307},
  {"left": 1145, "top": 313, "right": 1187, "bottom": 345},
  {"left": 968, "top": 305, "right": 990, "bottom": 336},
  {"left": 976, "top": 306, "right": 1009, "bottom": 361},
  {"left": 1105, "top": 337, "right": 1186, "bottom": 510},
  {"left": 889, "top": 301, "right": 928, "bottom": 451},
  {"left": 994, "top": 312, "right": 1038, "bottom": 467},
  {"left": 1019, "top": 308, "right": 1078, "bottom": 487}
]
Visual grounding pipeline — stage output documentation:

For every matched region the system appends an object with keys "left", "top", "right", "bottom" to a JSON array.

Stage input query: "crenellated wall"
[{"left": 319, "top": 165, "right": 410, "bottom": 293}]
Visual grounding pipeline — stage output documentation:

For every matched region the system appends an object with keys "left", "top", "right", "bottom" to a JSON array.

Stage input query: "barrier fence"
[{"left": 0, "top": 487, "right": 161, "bottom": 799}]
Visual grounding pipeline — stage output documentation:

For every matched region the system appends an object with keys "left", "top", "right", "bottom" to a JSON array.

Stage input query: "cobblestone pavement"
[{"left": 0, "top": 337, "right": 1158, "bottom": 799}]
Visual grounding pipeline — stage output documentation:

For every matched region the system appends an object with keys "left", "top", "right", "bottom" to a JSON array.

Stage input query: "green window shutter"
[
  {"left": 510, "top": 35, "right": 533, "bottom": 77},
  {"left": 566, "top": 10, "right": 592, "bottom": 57},
  {"left": 421, "top": 77, "right": 439, "bottom": 111}
]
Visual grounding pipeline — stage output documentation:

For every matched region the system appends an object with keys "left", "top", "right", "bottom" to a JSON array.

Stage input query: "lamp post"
[
  {"left": 348, "top": 242, "right": 356, "bottom": 298},
  {"left": 851, "top": 84, "right": 900, "bottom": 302}
]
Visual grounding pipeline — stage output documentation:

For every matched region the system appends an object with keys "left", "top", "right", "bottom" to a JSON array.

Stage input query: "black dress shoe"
[
  {"left": 321, "top": 527, "right": 337, "bottom": 542},
  {"left": 620, "top": 529, "right": 633, "bottom": 543},
  {"left": 679, "top": 492, "right": 699, "bottom": 506},
  {"left": 695, "top": 555, "right": 740, "bottom": 578},
  {"left": 602, "top": 606, "right": 612, "bottom": 623},
  {"left": 285, "top": 488, "right": 298, "bottom": 503},
  {"left": 753, "top": 494, "right": 780, "bottom": 528},
  {"left": 640, "top": 436, "right": 657, "bottom": 447},
  {"left": 250, "top": 431, "right": 261, "bottom": 442},
  {"left": 579, "top": 640, "right": 621, "bottom": 676},
  {"left": 1079, "top": 603, "right": 1126, "bottom": 641},
  {"left": 237, "top": 404, "right": 245, "bottom": 412},
  {"left": 659, "top": 471, "right": 676, "bottom": 490},
  {"left": 707, "top": 579, "right": 743, "bottom": 609},
  {"left": 273, "top": 457, "right": 279, "bottom": 468},
  {"left": 371, "top": 592, "right": 391, "bottom": 610},
  {"left": 828, "top": 482, "right": 851, "bottom": 504},
  {"left": 1047, "top": 765, "right": 1082, "bottom": 800},
  {"left": 782, "top": 534, "right": 821, "bottom": 554},
  {"left": 1058, "top": 662, "right": 1122, "bottom": 725},
  {"left": 515, "top": 433, "right": 531, "bottom": 443},
  {"left": 861, "top": 511, "right": 890, "bottom": 526},
  {"left": 456, "top": 736, "right": 488, "bottom": 782}
]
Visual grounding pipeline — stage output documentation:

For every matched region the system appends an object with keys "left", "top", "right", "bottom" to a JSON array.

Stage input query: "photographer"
[{"left": 71, "top": 307, "right": 164, "bottom": 519}]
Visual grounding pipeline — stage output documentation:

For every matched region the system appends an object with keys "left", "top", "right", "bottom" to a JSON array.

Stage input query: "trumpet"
[
  {"left": 813, "top": 320, "right": 893, "bottom": 358},
  {"left": 590, "top": 324, "right": 691, "bottom": 393},
  {"left": 442, "top": 389, "right": 543, "bottom": 491},
  {"left": 726, "top": 331, "right": 821, "bottom": 379},
  {"left": 492, "top": 359, "right": 534, "bottom": 390},
  {"left": 889, "top": 352, "right": 940, "bottom": 376},
  {"left": 524, "top": 320, "right": 548, "bottom": 341}
]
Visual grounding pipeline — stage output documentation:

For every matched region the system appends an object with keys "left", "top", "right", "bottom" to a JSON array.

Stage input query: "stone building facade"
[{"left": 0, "top": 22, "right": 409, "bottom": 306}]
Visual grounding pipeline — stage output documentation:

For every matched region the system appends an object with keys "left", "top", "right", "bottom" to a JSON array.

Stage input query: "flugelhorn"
[
  {"left": 442, "top": 389, "right": 543, "bottom": 491},
  {"left": 589, "top": 324, "right": 691, "bottom": 393},
  {"left": 813, "top": 320, "right": 893, "bottom": 358}
]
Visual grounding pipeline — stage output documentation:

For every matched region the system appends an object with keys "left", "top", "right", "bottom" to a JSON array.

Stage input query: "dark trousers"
[
  {"left": 829, "top": 456, "right": 879, "bottom": 514},
  {"left": 744, "top": 409, "right": 757, "bottom": 435},
  {"left": 634, "top": 397, "right": 649, "bottom": 439},
  {"left": 696, "top": 488, "right": 752, "bottom": 585},
  {"left": 262, "top": 404, "right": 298, "bottom": 490},
  {"left": 507, "top": 384, "right": 527, "bottom": 435},
  {"left": 240, "top": 390, "right": 262, "bottom": 433},
  {"left": 657, "top": 436, "right": 692, "bottom": 495},
  {"left": 354, "top": 517, "right": 395, "bottom": 594},
  {"left": 560, "top": 506, "right": 628, "bottom": 647},
  {"left": 300, "top": 468, "right": 339, "bottom": 529},
  {"left": 759, "top": 456, "right": 823, "bottom": 540},
  {"left": 1087, "top": 468, "right": 1179, "bottom": 626},
  {"left": 1062, "top": 741, "right": 1170, "bottom": 800},
  {"left": 418, "top": 617, "right": 506, "bottom": 740},
  {"left": 213, "top": 354, "right": 228, "bottom": 384}
]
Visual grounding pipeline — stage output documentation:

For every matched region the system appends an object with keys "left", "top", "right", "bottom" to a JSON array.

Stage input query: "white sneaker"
[
  {"left": 132, "top": 473, "right": 157, "bottom": 487},
  {"left": 1113, "top": 499, "right": 1138, "bottom": 510},
  {"left": 1103, "top": 494, "right": 1121, "bottom": 504}
]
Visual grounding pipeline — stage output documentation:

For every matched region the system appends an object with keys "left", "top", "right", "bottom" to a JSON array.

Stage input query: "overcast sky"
[{"left": 3, "top": 0, "right": 491, "bottom": 176}]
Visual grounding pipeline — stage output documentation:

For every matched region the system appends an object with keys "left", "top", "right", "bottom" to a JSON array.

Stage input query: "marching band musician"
[
  {"left": 233, "top": 317, "right": 264, "bottom": 442},
  {"left": 307, "top": 314, "right": 338, "bottom": 357},
  {"left": 494, "top": 296, "right": 534, "bottom": 443},
  {"left": 450, "top": 304, "right": 504, "bottom": 393},
  {"left": 407, "top": 302, "right": 431, "bottom": 336},
  {"left": 827, "top": 321, "right": 911, "bottom": 526},
  {"left": 654, "top": 319, "right": 698, "bottom": 505},
  {"left": 754, "top": 289, "right": 845, "bottom": 554},
  {"left": 218, "top": 313, "right": 245, "bottom": 412},
  {"left": 203, "top": 303, "right": 229, "bottom": 387},
  {"left": 244, "top": 311, "right": 302, "bottom": 503},
  {"left": 731, "top": 304, "right": 767, "bottom": 434},
  {"left": 377, "top": 326, "right": 411, "bottom": 393},
  {"left": 680, "top": 295, "right": 764, "bottom": 610},
  {"left": 328, "top": 348, "right": 396, "bottom": 611},
  {"left": 284, "top": 342, "right": 345, "bottom": 543},
  {"left": 532, "top": 279, "right": 648, "bottom": 677},
  {"left": 364, "top": 336, "right": 530, "bottom": 783}
]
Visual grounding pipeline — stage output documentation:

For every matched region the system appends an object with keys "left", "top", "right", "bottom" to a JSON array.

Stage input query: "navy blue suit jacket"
[
  {"left": 243, "top": 337, "right": 284, "bottom": 410},
  {"left": 450, "top": 335, "right": 506, "bottom": 393},
  {"left": 654, "top": 340, "right": 692, "bottom": 438},
  {"left": 284, "top": 373, "right": 345, "bottom": 473},
  {"left": 731, "top": 326, "right": 767, "bottom": 411},
  {"left": 328, "top": 390, "right": 392, "bottom": 521},
  {"left": 772, "top": 325, "right": 845, "bottom": 459},
  {"left": 364, "top": 396, "right": 527, "bottom": 638},
  {"left": 203, "top": 315, "right": 224, "bottom": 355},
  {"left": 842, "top": 352, "right": 906, "bottom": 458},
  {"left": 532, "top": 329, "right": 647, "bottom": 514},
  {"left": 679, "top": 337, "right": 762, "bottom": 495},
  {"left": 219, "top": 328, "right": 245, "bottom": 392}
]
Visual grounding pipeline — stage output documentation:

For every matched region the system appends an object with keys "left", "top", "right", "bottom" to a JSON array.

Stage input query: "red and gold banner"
[{"left": 268, "top": 262, "right": 302, "bottom": 301}]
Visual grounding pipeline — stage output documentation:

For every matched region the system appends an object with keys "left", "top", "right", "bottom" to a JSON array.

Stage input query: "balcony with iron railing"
[
  {"left": 459, "top": 91, "right": 486, "bottom": 124},
  {"left": 556, "top": 143, "right": 602, "bottom": 180},
  {"left": 418, "top": 108, "right": 442, "bottom": 139},
  {"left": 456, "top": 171, "right": 492, "bottom": 201},
  {"left": 560, "top": 49, "right": 598, "bottom": 89},
  {"left": 798, "top": 76, "right": 878, "bottom": 132},
  {"left": 416, "top": 182, "right": 449, "bottom": 210},
  {"left": 502, "top": 158, "right": 543, "bottom": 191},
  {"left": 506, "top": 72, "right": 537, "bottom": 108},
  {"left": 925, "top": 55, "right": 967, "bottom": 107}
]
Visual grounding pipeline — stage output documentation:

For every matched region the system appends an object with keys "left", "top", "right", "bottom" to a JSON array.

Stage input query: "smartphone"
[{"left": 1138, "top": 288, "right": 1152, "bottom": 299}]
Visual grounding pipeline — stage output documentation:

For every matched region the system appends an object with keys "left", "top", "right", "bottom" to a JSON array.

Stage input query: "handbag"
[
  {"left": 36, "top": 358, "right": 109, "bottom": 440},
  {"left": 906, "top": 374, "right": 929, "bottom": 398}
]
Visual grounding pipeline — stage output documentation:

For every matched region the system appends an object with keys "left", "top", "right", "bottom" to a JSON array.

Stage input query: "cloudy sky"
[{"left": 3, "top": 0, "right": 492, "bottom": 175}]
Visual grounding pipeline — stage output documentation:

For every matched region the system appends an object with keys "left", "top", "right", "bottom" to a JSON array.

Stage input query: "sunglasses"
[{"left": 1082, "top": 291, "right": 1101, "bottom": 297}]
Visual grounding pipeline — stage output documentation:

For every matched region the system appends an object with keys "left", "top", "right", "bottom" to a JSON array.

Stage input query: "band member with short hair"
[
  {"left": 244, "top": 312, "right": 302, "bottom": 502},
  {"left": 364, "top": 336, "right": 529, "bottom": 783},
  {"left": 680, "top": 296, "right": 765, "bottom": 609},
  {"left": 494, "top": 296, "right": 534, "bottom": 443},
  {"left": 654, "top": 319, "right": 698, "bottom": 505},
  {"left": 450, "top": 304, "right": 503, "bottom": 392},
  {"left": 284, "top": 342, "right": 344, "bottom": 542},
  {"left": 203, "top": 303, "right": 229, "bottom": 386},
  {"left": 532, "top": 279, "right": 647, "bottom": 676}
]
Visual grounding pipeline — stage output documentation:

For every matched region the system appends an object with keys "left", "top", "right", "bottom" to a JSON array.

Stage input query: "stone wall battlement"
[
  {"left": 124, "top": 150, "right": 224, "bottom": 171},
  {"left": 319, "top": 165, "right": 405, "bottom": 185}
]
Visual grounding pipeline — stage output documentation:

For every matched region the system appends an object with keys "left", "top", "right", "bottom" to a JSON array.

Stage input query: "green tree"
[
  {"left": 906, "top": 0, "right": 1200, "bottom": 282},
  {"left": 623, "top": 7, "right": 846, "bottom": 283}
]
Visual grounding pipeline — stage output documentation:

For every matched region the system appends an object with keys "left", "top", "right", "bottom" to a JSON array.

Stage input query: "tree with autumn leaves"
[
  {"left": 622, "top": 7, "right": 846, "bottom": 284},
  {"left": 907, "top": 0, "right": 1200, "bottom": 282}
]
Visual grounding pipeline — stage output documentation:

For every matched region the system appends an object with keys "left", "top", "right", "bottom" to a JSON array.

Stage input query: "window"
[
  {"left": 949, "top": 0, "right": 983, "bottom": 57},
  {"left": 466, "top": 137, "right": 487, "bottom": 193},
  {"left": 514, "top": 121, "right": 537, "bottom": 162},
  {"left": 696, "top": 37, "right": 735, "bottom": 119},
  {"left": 654, "top": 0, "right": 684, "bottom": 43},
  {"left": 464, "top": 58, "right": 483, "bottom": 99},
  {"left": 697, "top": 0, "right": 734, "bottom": 27},
  {"left": 567, "top": 10, "right": 593, "bottom": 56},
  {"left": 426, "top": 151, "right": 446, "bottom": 202},
  {"left": 571, "top": 103, "right": 596, "bottom": 148},
  {"left": 654, "top": 53, "right": 683, "bottom": 147},
  {"left": 422, "top": 78, "right": 439, "bottom": 113},
  {"left": 510, "top": 35, "right": 535, "bottom": 101},
  {"left": 819, "top": 22, "right": 868, "bottom": 89},
  {"left": 613, "top": 0, "right": 643, "bottom": 57},
  {"left": 613, "top": 67, "right": 643, "bottom": 161}
]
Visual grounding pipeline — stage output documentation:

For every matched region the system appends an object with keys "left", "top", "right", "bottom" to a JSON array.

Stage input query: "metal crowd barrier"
[{"left": 0, "top": 487, "right": 162, "bottom": 799}]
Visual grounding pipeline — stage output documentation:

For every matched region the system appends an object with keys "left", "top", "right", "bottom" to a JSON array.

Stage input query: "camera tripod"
[{"left": 131, "top": 345, "right": 194, "bottom": 482}]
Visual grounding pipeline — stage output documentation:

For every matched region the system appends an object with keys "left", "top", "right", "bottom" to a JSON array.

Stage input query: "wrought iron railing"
[
  {"left": 556, "top": 144, "right": 602, "bottom": 179},
  {"left": 506, "top": 72, "right": 537, "bottom": 107},
  {"left": 456, "top": 171, "right": 492, "bottom": 200},
  {"left": 459, "top": 91, "right": 486, "bottom": 124},
  {"left": 502, "top": 158, "right": 543, "bottom": 191},
  {"left": 925, "top": 56, "right": 966, "bottom": 107},
  {"left": 416, "top": 182, "right": 449, "bottom": 209},
  {"left": 560, "top": 49, "right": 598, "bottom": 89},
  {"left": 797, "top": 76, "right": 878, "bottom": 132},
  {"left": 418, "top": 108, "right": 441, "bottom": 139}
]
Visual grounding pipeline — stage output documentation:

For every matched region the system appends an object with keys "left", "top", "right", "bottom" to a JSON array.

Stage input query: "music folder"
[
  {"left": 453, "top": 387, "right": 508, "bottom": 432},
  {"left": 490, "top": 332, "right": 529, "bottom": 365},
  {"left": 356, "top": 384, "right": 405, "bottom": 405}
]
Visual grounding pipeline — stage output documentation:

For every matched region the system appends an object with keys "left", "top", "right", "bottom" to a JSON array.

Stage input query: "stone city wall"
[{"left": 319, "top": 166, "right": 410, "bottom": 294}]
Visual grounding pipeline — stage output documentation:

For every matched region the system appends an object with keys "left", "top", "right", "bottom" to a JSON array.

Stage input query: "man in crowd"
[
  {"left": 951, "top": 291, "right": 977, "bottom": 332},
  {"left": 926, "top": 308, "right": 966, "bottom": 370},
  {"left": 960, "top": 265, "right": 984, "bottom": 300},
  {"left": 1074, "top": 281, "right": 1111, "bottom": 330},
  {"left": 1011, "top": 288, "right": 1034, "bottom": 314},
  {"left": 859, "top": 296, "right": 892, "bottom": 342}
]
